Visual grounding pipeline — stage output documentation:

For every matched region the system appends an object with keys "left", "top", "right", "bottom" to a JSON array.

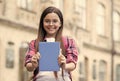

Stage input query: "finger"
[
  {"left": 32, "top": 56, "right": 38, "bottom": 63},
  {"left": 59, "top": 61, "right": 65, "bottom": 67},
  {"left": 33, "top": 53, "right": 40, "bottom": 60},
  {"left": 32, "top": 56, "right": 36, "bottom": 60},
  {"left": 37, "top": 52, "right": 40, "bottom": 57},
  {"left": 60, "top": 49, "right": 62, "bottom": 53},
  {"left": 58, "top": 61, "right": 63, "bottom": 66},
  {"left": 62, "top": 57, "right": 66, "bottom": 60},
  {"left": 31, "top": 57, "right": 38, "bottom": 63},
  {"left": 58, "top": 58, "right": 62, "bottom": 64},
  {"left": 31, "top": 60, "right": 37, "bottom": 65},
  {"left": 36, "top": 52, "right": 41, "bottom": 59},
  {"left": 35, "top": 55, "right": 39, "bottom": 60},
  {"left": 58, "top": 55, "right": 62, "bottom": 61},
  {"left": 59, "top": 49, "right": 62, "bottom": 55},
  {"left": 58, "top": 58, "right": 65, "bottom": 64},
  {"left": 32, "top": 61, "right": 38, "bottom": 68},
  {"left": 32, "top": 57, "right": 37, "bottom": 62},
  {"left": 59, "top": 53, "right": 63, "bottom": 58}
]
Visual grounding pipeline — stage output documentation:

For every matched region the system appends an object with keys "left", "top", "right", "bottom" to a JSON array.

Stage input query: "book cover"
[{"left": 39, "top": 42, "right": 60, "bottom": 71}]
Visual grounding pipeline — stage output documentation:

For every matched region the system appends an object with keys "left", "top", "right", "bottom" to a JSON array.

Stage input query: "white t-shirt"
[{"left": 36, "top": 69, "right": 71, "bottom": 81}]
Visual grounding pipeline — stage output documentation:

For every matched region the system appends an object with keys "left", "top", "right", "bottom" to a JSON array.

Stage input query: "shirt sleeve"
[
  {"left": 66, "top": 38, "right": 78, "bottom": 68},
  {"left": 24, "top": 40, "right": 36, "bottom": 66}
]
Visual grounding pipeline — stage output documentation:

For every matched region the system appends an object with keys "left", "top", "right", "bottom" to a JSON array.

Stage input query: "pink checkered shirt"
[{"left": 25, "top": 37, "right": 78, "bottom": 68}]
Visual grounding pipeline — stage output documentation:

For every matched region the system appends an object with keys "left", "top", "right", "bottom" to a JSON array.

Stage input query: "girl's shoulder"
[
  {"left": 62, "top": 36, "right": 75, "bottom": 43},
  {"left": 62, "top": 36, "right": 74, "bottom": 40},
  {"left": 29, "top": 39, "right": 36, "bottom": 47},
  {"left": 62, "top": 36, "right": 76, "bottom": 48}
]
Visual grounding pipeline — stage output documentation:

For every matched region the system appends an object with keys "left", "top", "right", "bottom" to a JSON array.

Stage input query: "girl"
[{"left": 25, "top": 6, "right": 78, "bottom": 81}]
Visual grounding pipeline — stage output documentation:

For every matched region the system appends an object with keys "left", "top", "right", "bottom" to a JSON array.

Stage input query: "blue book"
[{"left": 39, "top": 42, "right": 60, "bottom": 71}]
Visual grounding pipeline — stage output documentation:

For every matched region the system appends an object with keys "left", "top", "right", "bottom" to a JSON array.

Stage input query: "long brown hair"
[
  {"left": 35, "top": 6, "right": 64, "bottom": 52},
  {"left": 33, "top": 6, "right": 65, "bottom": 80}
]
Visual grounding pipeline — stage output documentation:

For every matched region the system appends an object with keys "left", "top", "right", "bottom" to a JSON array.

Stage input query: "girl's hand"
[
  {"left": 31, "top": 52, "right": 40, "bottom": 69},
  {"left": 58, "top": 53, "right": 66, "bottom": 69}
]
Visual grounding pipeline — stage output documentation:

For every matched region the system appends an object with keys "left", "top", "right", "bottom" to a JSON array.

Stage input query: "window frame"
[
  {"left": 17, "top": 0, "right": 33, "bottom": 11},
  {"left": 113, "top": 11, "right": 120, "bottom": 41},
  {"left": 96, "top": 3, "right": 106, "bottom": 36},
  {"left": 99, "top": 60, "right": 107, "bottom": 81},
  {"left": 5, "top": 42, "right": 14, "bottom": 69},
  {"left": 116, "top": 64, "right": 120, "bottom": 81},
  {"left": 74, "top": 0, "right": 87, "bottom": 29}
]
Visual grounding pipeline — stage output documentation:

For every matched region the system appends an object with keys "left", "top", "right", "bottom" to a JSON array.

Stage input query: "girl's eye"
[
  {"left": 44, "top": 19, "right": 60, "bottom": 25},
  {"left": 45, "top": 20, "right": 50, "bottom": 23},
  {"left": 53, "top": 20, "right": 58, "bottom": 23}
]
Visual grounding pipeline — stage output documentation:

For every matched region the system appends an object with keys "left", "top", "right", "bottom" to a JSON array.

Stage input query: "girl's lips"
[{"left": 48, "top": 28, "right": 54, "bottom": 30}]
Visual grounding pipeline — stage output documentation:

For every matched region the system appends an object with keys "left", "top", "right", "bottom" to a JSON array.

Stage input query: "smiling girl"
[{"left": 25, "top": 6, "right": 78, "bottom": 81}]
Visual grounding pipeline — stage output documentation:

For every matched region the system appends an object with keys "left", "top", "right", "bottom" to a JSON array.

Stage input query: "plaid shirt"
[{"left": 25, "top": 37, "right": 78, "bottom": 68}]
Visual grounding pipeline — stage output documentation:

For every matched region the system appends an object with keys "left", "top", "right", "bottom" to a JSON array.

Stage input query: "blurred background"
[{"left": 0, "top": 0, "right": 120, "bottom": 81}]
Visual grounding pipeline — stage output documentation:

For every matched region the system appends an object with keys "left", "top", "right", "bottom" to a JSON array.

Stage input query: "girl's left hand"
[
  {"left": 58, "top": 53, "right": 66, "bottom": 69},
  {"left": 31, "top": 52, "right": 40, "bottom": 69}
]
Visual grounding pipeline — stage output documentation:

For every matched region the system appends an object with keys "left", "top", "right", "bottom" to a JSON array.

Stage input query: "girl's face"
[{"left": 43, "top": 12, "right": 61, "bottom": 37}]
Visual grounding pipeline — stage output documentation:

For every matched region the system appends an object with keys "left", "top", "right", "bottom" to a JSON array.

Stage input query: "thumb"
[
  {"left": 59, "top": 49, "right": 62, "bottom": 56},
  {"left": 36, "top": 52, "right": 41, "bottom": 59}
]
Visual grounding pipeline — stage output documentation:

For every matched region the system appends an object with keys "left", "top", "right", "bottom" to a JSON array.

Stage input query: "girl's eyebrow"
[
  {"left": 44, "top": 18, "right": 49, "bottom": 20},
  {"left": 44, "top": 18, "right": 51, "bottom": 20},
  {"left": 44, "top": 19, "right": 59, "bottom": 20}
]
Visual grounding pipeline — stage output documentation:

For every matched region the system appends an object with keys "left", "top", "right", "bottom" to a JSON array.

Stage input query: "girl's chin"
[
  {"left": 47, "top": 31, "right": 55, "bottom": 34},
  {"left": 47, "top": 32, "right": 57, "bottom": 36},
  {"left": 47, "top": 32, "right": 55, "bottom": 35}
]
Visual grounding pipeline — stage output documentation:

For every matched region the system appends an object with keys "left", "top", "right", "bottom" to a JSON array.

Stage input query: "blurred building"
[{"left": 0, "top": 0, "right": 120, "bottom": 81}]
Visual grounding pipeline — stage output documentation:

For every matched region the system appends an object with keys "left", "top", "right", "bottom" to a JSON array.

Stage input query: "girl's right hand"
[{"left": 31, "top": 52, "right": 40, "bottom": 69}]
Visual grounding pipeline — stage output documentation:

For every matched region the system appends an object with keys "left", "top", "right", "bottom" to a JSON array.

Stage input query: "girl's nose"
[{"left": 49, "top": 22, "right": 54, "bottom": 25}]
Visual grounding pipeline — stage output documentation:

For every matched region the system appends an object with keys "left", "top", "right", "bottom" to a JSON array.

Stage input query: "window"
[
  {"left": 27, "top": 0, "right": 32, "bottom": 10},
  {"left": 79, "top": 58, "right": 88, "bottom": 81},
  {"left": 41, "top": 0, "right": 47, "bottom": 2},
  {"left": 6, "top": 42, "right": 14, "bottom": 68},
  {"left": 79, "top": 62, "right": 85, "bottom": 81},
  {"left": 79, "top": 62, "right": 84, "bottom": 74},
  {"left": 17, "top": 0, "right": 33, "bottom": 11},
  {"left": 75, "top": 0, "right": 86, "bottom": 29},
  {"left": 53, "top": 0, "right": 63, "bottom": 12},
  {"left": 116, "top": 64, "right": 120, "bottom": 81},
  {"left": 0, "top": 0, "right": 2, "bottom": 3},
  {"left": 99, "top": 60, "right": 107, "bottom": 81},
  {"left": 113, "top": 11, "right": 120, "bottom": 41},
  {"left": 84, "top": 57, "right": 88, "bottom": 81},
  {"left": 19, "top": 42, "right": 29, "bottom": 81},
  {"left": 0, "top": 0, "right": 3, "bottom": 15},
  {"left": 17, "top": 0, "right": 36, "bottom": 23},
  {"left": 96, "top": 3, "right": 105, "bottom": 36},
  {"left": 92, "top": 60, "right": 97, "bottom": 79}
]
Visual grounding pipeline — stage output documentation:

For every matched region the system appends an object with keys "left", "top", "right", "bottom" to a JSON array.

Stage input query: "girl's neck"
[
  {"left": 45, "top": 35, "right": 56, "bottom": 42},
  {"left": 45, "top": 34, "right": 56, "bottom": 38}
]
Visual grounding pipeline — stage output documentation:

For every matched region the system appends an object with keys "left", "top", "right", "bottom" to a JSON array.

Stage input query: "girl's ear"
[{"left": 59, "top": 22, "right": 62, "bottom": 27}]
